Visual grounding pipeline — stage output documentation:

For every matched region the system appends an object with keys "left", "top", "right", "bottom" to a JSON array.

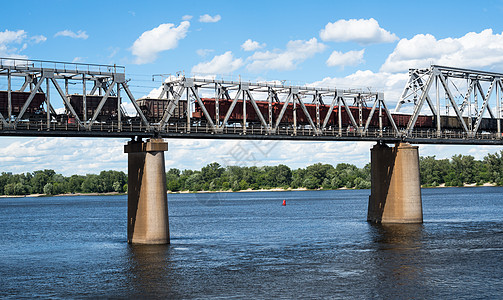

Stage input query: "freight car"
[
  {"left": 69, "top": 94, "right": 119, "bottom": 122},
  {"left": 0, "top": 90, "right": 45, "bottom": 120},
  {"left": 136, "top": 98, "right": 187, "bottom": 123},
  {"left": 191, "top": 97, "right": 499, "bottom": 132}
]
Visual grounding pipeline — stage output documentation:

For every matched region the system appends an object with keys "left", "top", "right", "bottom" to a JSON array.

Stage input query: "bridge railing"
[
  {"left": 0, "top": 57, "right": 124, "bottom": 75},
  {"left": 1, "top": 119, "right": 501, "bottom": 142}
]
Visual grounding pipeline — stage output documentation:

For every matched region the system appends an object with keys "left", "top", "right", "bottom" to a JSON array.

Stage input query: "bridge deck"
[{"left": 1, "top": 121, "right": 501, "bottom": 145}]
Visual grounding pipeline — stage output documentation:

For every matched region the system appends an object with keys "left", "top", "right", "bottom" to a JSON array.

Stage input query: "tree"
[{"left": 43, "top": 183, "right": 54, "bottom": 195}]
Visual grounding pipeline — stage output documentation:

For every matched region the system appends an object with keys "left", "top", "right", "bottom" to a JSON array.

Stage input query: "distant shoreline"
[{"left": 0, "top": 183, "right": 499, "bottom": 198}]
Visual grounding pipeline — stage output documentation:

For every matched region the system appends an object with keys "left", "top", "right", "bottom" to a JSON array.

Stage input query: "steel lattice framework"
[
  {"left": 396, "top": 65, "right": 503, "bottom": 138},
  {"left": 156, "top": 76, "right": 393, "bottom": 136},
  {"left": 0, "top": 57, "right": 502, "bottom": 145}
]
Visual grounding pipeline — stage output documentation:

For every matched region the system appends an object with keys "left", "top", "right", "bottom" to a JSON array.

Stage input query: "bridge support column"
[
  {"left": 125, "top": 138, "right": 169, "bottom": 244},
  {"left": 367, "top": 142, "right": 423, "bottom": 223}
]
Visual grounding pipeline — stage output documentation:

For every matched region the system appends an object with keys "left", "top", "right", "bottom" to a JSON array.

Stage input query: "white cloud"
[
  {"left": 131, "top": 21, "right": 190, "bottom": 64},
  {"left": 54, "top": 30, "right": 89, "bottom": 39},
  {"left": 247, "top": 38, "right": 326, "bottom": 72},
  {"left": 326, "top": 49, "right": 365, "bottom": 67},
  {"left": 0, "top": 29, "right": 43, "bottom": 58},
  {"left": 320, "top": 18, "right": 398, "bottom": 45},
  {"left": 182, "top": 15, "right": 193, "bottom": 21},
  {"left": 72, "top": 57, "right": 86, "bottom": 63},
  {"left": 241, "top": 39, "right": 266, "bottom": 51},
  {"left": 196, "top": 48, "right": 214, "bottom": 57},
  {"left": 199, "top": 14, "right": 221, "bottom": 23},
  {"left": 310, "top": 70, "right": 408, "bottom": 105},
  {"left": 381, "top": 29, "right": 503, "bottom": 73},
  {"left": 30, "top": 35, "right": 47, "bottom": 43},
  {"left": 191, "top": 51, "right": 244, "bottom": 74},
  {"left": 0, "top": 29, "right": 27, "bottom": 44}
]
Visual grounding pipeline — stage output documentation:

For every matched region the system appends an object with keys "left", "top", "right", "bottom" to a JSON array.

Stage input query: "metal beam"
[
  {"left": 438, "top": 74, "right": 469, "bottom": 133},
  {"left": 87, "top": 80, "right": 115, "bottom": 128},
  {"left": 245, "top": 89, "right": 269, "bottom": 131},
  {"left": 158, "top": 85, "right": 184, "bottom": 129},
  {"left": 13, "top": 78, "right": 44, "bottom": 126},
  {"left": 51, "top": 78, "right": 84, "bottom": 128},
  {"left": 406, "top": 71, "right": 434, "bottom": 134},
  {"left": 473, "top": 79, "right": 496, "bottom": 133},
  {"left": 122, "top": 82, "right": 150, "bottom": 128},
  {"left": 220, "top": 87, "right": 242, "bottom": 129},
  {"left": 273, "top": 91, "right": 293, "bottom": 131},
  {"left": 295, "top": 94, "right": 319, "bottom": 134}
]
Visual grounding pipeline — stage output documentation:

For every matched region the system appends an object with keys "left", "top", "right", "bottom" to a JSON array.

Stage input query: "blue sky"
[{"left": 1, "top": 0, "right": 503, "bottom": 175}]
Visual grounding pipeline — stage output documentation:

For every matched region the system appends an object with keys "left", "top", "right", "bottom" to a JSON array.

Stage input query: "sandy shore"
[{"left": 0, "top": 183, "right": 498, "bottom": 198}]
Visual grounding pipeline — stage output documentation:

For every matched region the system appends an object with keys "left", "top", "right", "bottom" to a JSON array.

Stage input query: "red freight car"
[
  {"left": 193, "top": 98, "right": 378, "bottom": 127},
  {"left": 0, "top": 91, "right": 45, "bottom": 119}
]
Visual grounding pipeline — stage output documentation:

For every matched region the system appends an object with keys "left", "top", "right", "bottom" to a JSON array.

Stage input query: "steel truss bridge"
[{"left": 0, "top": 57, "right": 502, "bottom": 145}]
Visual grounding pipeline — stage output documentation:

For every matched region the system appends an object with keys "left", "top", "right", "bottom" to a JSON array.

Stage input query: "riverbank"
[{"left": 0, "top": 182, "right": 498, "bottom": 198}]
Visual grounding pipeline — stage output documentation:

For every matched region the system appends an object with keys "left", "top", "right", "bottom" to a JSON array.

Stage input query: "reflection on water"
[
  {"left": 127, "top": 245, "right": 177, "bottom": 298},
  {"left": 368, "top": 223, "right": 427, "bottom": 298}
]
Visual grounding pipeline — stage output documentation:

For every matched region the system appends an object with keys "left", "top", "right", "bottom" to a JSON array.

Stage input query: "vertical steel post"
[
  {"left": 268, "top": 88, "right": 273, "bottom": 130},
  {"left": 117, "top": 82, "right": 122, "bottom": 131},
  {"left": 497, "top": 79, "right": 501, "bottom": 138},
  {"left": 46, "top": 78, "right": 50, "bottom": 129},
  {"left": 436, "top": 75, "right": 441, "bottom": 136},
  {"left": 293, "top": 94, "right": 297, "bottom": 135},
  {"left": 316, "top": 94, "right": 320, "bottom": 129},
  {"left": 83, "top": 78, "right": 87, "bottom": 122},
  {"left": 338, "top": 97, "right": 342, "bottom": 136},
  {"left": 378, "top": 101, "right": 383, "bottom": 137},
  {"left": 243, "top": 85, "right": 246, "bottom": 134},
  {"left": 186, "top": 87, "right": 190, "bottom": 133},
  {"left": 215, "top": 84, "right": 220, "bottom": 126},
  {"left": 7, "top": 69, "right": 11, "bottom": 121}
]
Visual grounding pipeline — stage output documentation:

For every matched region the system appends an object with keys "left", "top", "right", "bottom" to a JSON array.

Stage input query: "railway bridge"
[{"left": 1, "top": 57, "right": 502, "bottom": 244}]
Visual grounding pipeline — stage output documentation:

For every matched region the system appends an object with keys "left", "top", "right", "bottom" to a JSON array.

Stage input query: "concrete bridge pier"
[
  {"left": 124, "top": 138, "right": 170, "bottom": 244},
  {"left": 367, "top": 142, "right": 423, "bottom": 223}
]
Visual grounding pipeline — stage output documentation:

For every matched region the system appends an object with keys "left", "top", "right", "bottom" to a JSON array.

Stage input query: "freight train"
[{"left": 0, "top": 91, "right": 497, "bottom": 132}]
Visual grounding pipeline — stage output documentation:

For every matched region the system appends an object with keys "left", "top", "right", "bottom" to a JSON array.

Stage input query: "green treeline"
[
  {"left": 0, "top": 170, "right": 127, "bottom": 196},
  {"left": 0, "top": 150, "right": 502, "bottom": 196},
  {"left": 166, "top": 162, "right": 371, "bottom": 192}
]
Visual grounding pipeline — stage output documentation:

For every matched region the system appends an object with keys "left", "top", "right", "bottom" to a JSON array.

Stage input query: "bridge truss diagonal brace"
[
  {"left": 189, "top": 86, "right": 217, "bottom": 131},
  {"left": 13, "top": 76, "right": 44, "bottom": 127},
  {"left": 294, "top": 93, "right": 320, "bottom": 135},
  {"left": 273, "top": 91, "right": 293, "bottom": 132},
  {"left": 50, "top": 77, "right": 85, "bottom": 129},
  {"left": 321, "top": 94, "right": 338, "bottom": 131},
  {"left": 121, "top": 83, "right": 150, "bottom": 129},
  {"left": 86, "top": 79, "right": 116, "bottom": 129},
  {"left": 459, "top": 80, "right": 475, "bottom": 113},
  {"left": 158, "top": 84, "right": 185, "bottom": 130},
  {"left": 406, "top": 71, "right": 435, "bottom": 135},
  {"left": 219, "top": 86, "right": 242, "bottom": 132},
  {"left": 475, "top": 81, "right": 495, "bottom": 119},
  {"left": 340, "top": 96, "right": 359, "bottom": 130},
  {"left": 437, "top": 74, "right": 469, "bottom": 134},
  {"left": 0, "top": 111, "right": 7, "bottom": 127},
  {"left": 243, "top": 88, "right": 272, "bottom": 134},
  {"left": 472, "top": 78, "right": 497, "bottom": 133}
]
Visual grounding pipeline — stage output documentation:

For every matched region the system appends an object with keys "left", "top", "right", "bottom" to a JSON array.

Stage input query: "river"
[{"left": 1, "top": 187, "right": 502, "bottom": 298}]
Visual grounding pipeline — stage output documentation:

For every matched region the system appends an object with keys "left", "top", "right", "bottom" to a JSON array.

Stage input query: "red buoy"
[{"left": 282, "top": 199, "right": 286, "bottom": 206}]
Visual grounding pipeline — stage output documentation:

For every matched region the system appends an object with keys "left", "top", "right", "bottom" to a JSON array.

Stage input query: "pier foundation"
[
  {"left": 125, "top": 138, "right": 169, "bottom": 244},
  {"left": 367, "top": 142, "right": 423, "bottom": 223}
]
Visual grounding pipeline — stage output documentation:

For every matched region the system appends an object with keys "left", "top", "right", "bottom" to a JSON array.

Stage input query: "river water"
[{"left": 0, "top": 187, "right": 502, "bottom": 299}]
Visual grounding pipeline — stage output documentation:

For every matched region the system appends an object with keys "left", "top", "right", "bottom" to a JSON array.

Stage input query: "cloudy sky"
[{"left": 1, "top": 0, "right": 503, "bottom": 175}]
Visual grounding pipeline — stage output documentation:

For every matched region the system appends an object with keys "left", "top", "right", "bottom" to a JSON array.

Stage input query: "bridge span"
[{"left": 1, "top": 57, "right": 502, "bottom": 244}]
